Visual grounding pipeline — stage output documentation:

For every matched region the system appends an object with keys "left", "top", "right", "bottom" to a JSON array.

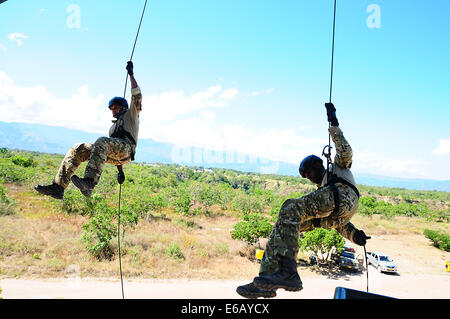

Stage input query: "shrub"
[
  {"left": 424, "top": 229, "right": 450, "bottom": 252},
  {"left": 0, "top": 148, "right": 11, "bottom": 158},
  {"left": 230, "top": 212, "right": 273, "bottom": 246},
  {"left": 0, "top": 160, "right": 35, "bottom": 184},
  {"left": 81, "top": 206, "right": 117, "bottom": 260},
  {"left": 0, "top": 185, "right": 15, "bottom": 216},
  {"left": 11, "top": 155, "right": 37, "bottom": 168},
  {"left": 80, "top": 192, "right": 140, "bottom": 260},
  {"left": 61, "top": 191, "right": 104, "bottom": 216},
  {"left": 165, "top": 242, "right": 184, "bottom": 260},
  {"left": 173, "top": 186, "right": 193, "bottom": 215},
  {"left": 231, "top": 193, "right": 265, "bottom": 215},
  {"left": 358, "top": 196, "right": 377, "bottom": 216}
]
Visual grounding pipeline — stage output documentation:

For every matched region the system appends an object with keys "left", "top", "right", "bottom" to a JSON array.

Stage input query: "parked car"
[
  {"left": 343, "top": 246, "right": 355, "bottom": 253},
  {"left": 332, "top": 250, "right": 360, "bottom": 271},
  {"left": 366, "top": 251, "right": 398, "bottom": 274}
]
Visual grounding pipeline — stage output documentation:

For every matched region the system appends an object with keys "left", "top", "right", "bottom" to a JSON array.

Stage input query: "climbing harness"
[
  {"left": 117, "top": 0, "right": 149, "bottom": 300},
  {"left": 326, "top": 174, "right": 360, "bottom": 215},
  {"left": 110, "top": 114, "right": 137, "bottom": 161}
]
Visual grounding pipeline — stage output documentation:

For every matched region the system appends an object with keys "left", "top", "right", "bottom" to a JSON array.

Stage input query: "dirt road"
[
  {"left": 1, "top": 229, "right": 449, "bottom": 299},
  {"left": 1, "top": 269, "right": 449, "bottom": 299}
]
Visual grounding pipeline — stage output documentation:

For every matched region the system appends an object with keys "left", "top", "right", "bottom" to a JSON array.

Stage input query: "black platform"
[{"left": 334, "top": 287, "right": 395, "bottom": 299}]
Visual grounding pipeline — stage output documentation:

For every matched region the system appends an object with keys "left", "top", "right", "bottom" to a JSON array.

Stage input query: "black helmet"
[
  {"left": 108, "top": 97, "right": 128, "bottom": 110},
  {"left": 299, "top": 155, "right": 323, "bottom": 178}
]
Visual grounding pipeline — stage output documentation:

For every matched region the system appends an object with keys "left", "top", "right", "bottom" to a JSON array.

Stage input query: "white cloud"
[
  {"left": 8, "top": 33, "right": 29, "bottom": 46},
  {"left": 0, "top": 44, "right": 6, "bottom": 52},
  {"left": 1, "top": 71, "right": 446, "bottom": 179},
  {"left": 144, "top": 84, "right": 238, "bottom": 123},
  {"left": 0, "top": 72, "right": 323, "bottom": 171},
  {"left": 219, "top": 88, "right": 239, "bottom": 100},
  {"left": 432, "top": 138, "right": 450, "bottom": 156},
  {"left": 0, "top": 71, "right": 107, "bottom": 133},
  {"left": 248, "top": 88, "right": 275, "bottom": 97},
  {"left": 140, "top": 109, "right": 325, "bottom": 165},
  {"left": 352, "top": 150, "right": 430, "bottom": 179}
]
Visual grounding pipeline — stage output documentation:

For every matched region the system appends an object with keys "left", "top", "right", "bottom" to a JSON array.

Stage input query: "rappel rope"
[
  {"left": 123, "top": 0, "right": 149, "bottom": 99},
  {"left": 325, "top": 0, "right": 370, "bottom": 293},
  {"left": 117, "top": 0, "right": 149, "bottom": 300},
  {"left": 323, "top": 0, "right": 337, "bottom": 174},
  {"left": 363, "top": 245, "right": 369, "bottom": 292},
  {"left": 117, "top": 184, "right": 125, "bottom": 299}
]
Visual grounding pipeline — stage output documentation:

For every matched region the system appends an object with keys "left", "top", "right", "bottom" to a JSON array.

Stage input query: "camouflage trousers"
[
  {"left": 259, "top": 183, "right": 359, "bottom": 275},
  {"left": 53, "top": 137, "right": 135, "bottom": 188}
]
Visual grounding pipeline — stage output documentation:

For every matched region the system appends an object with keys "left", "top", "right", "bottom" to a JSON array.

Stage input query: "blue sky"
[{"left": 1, "top": 0, "right": 449, "bottom": 180}]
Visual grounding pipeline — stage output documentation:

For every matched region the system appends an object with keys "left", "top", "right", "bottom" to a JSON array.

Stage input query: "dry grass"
[
  {"left": 350, "top": 214, "right": 449, "bottom": 236},
  {"left": 0, "top": 184, "right": 260, "bottom": 280},
  {"left": 0, "top": 184, "right": 448, "bottom": 280}
]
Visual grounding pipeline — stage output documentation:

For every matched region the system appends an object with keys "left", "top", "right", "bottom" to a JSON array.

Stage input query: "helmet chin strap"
[{"left": 113, "top": 107, "right": 127, "bottom": 119}]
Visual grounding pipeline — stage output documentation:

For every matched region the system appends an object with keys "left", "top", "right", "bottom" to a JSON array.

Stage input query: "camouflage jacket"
[
  {"left": 320, "top": 126, "right": 357, "bottom": 188},
  {"left": 109, "top": 86, "right": 142, "bottom": 145}
]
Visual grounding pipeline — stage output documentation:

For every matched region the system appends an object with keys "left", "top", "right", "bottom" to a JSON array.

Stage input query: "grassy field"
[{"left": 0, "top": 149, "right": 448, "bottom": 280}]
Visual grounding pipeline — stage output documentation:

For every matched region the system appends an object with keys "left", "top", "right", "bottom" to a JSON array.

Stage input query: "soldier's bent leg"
[
  {"left": 259, "top": 188, "right": 336, "bottom": 275},
  {"left": 84, "top": 137, "right": 132, "bottom": 185},
  {"left": 259, "top": 218, "right": 317, "bottom": 275},
  {"left": 53, "top": 143, "right": 93, "bottom": 189}
]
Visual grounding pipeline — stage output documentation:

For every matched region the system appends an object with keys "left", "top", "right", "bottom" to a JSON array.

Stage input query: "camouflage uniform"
[
  {"left": 53, "top": 87, "right": 142, "bottom": 188},
  {"left": 259, "top": 126, "right": 360, "bottom": 275}
]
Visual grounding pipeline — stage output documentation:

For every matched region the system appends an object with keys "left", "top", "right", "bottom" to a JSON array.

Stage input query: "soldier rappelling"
[
  {"left": 236, "top": 103, "right": 370, "bottom": 299},
  {"left": 34, "top": 61, "right": 142, "bottom": 199}
]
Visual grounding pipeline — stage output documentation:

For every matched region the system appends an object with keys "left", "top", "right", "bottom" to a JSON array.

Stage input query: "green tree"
[
  {"left": 216, "top": 182, "right": 234, "bottom": 210},
  {"left": 299, "top": 228, "right": 345, "bottom": 264},
  {"left": 231, "top": 193, "right": 265, "bottom": 215},
  {"left": 199, "top": 184, "right": 220, "bottom": 214},
  {"left": 149, "top": 192, "right": 167, "bottom": 213},
  {"left": 174, "top": 186, "right": 193, "bottom": 215},
  {"left": 230, "top": 212, "right": 273, "bottom": 246}
]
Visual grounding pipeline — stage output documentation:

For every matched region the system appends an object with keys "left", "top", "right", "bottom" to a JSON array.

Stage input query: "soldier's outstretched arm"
[
  {"left": 337, "top": 222, "right": 370, "bottom": 246},
  {"left": 329, "top": 126, "right": 353, "bottom": 169},
  {"left": 324, "top": 103, "right": 353, "bottom": 169},
  {"left": 126, "top": 61, "right": 142, "bottom": 114},
  {"left": 127, "top": 61, "right": 138, "bottom": 89}
]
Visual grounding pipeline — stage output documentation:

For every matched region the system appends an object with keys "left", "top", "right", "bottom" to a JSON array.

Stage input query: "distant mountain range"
[{"left": 1, "top": 121, "right": 449, "bottom": 192}]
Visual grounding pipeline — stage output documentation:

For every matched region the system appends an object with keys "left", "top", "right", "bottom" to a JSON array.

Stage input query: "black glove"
[
  {"left": 126, "top": 61, "right": 134, "bottom": 76},
  {"left": 313, "top": 218, "right": 321, "bottom": 228},
  {"left": 353, "top": 229, "right": 371, "bottom": 246},
  {"left": 325, "top": 102, "right": 339, "bottom": 127},
  {"left": 117, "top": 171, "right": 125, "bottom": 185}
]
